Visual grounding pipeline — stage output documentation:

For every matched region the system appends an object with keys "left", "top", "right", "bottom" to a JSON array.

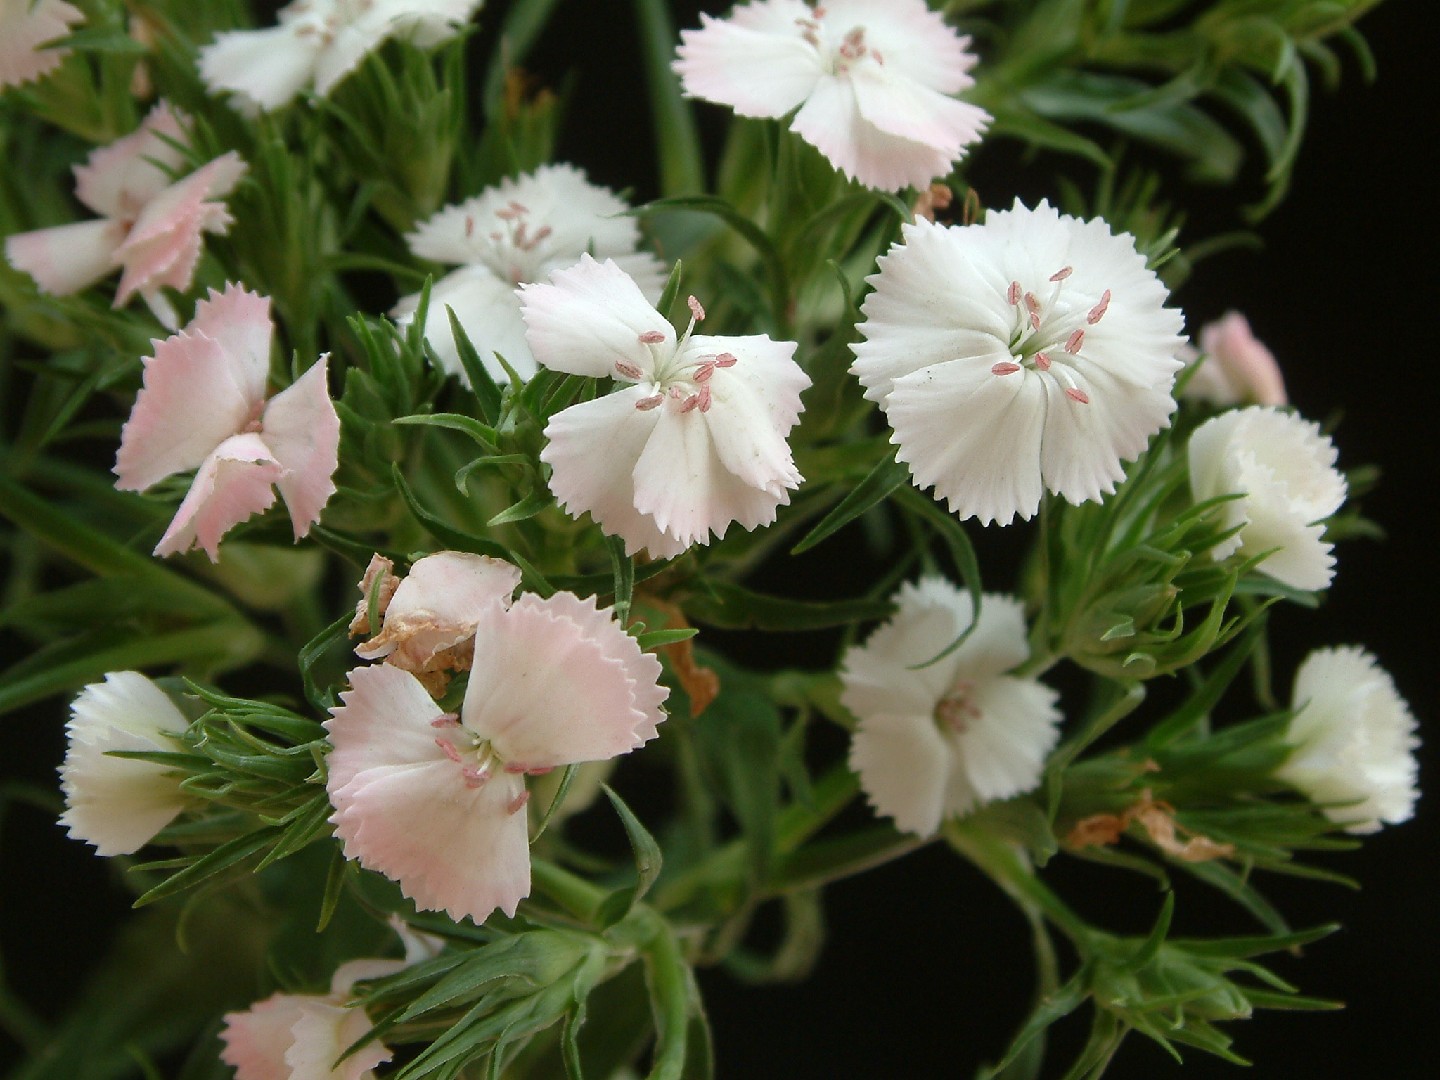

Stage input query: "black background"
[{"left": 2, "top": 2, "right": 1434, "bottom": 1078}]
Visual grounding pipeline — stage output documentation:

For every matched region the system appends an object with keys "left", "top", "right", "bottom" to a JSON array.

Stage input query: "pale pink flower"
[
  {"left": 851, "top": 202, "right": 1186, "bottom": 525},
  {"left": 1188, "top": 406, "right": 1346, "bottom": 591},
  {"left": 674, "top": 0, "right": 989, "bottom": 191},
  {"left": 351, "top": 550, "right": 521, "bottom": 680},
  {"left": 326, "top": 591, "right": 668, "bottom": 923},
  {"left": 115, "top": 285, "right": 340, "bottom": 561},
  {"left": 58, "top": 671, "right": 191, "bottom": 856},
  {"left": 4, "top": 103, "right": 246, "bottom": 328},
  {"left": 200, "top": 0, "right": 483, "bottom": 112},
  {"left": 841, "top": 580, "right": 1061, "bottom": 836},
  {"left": 394, "top": 164, "right": 665, "bottom": 384},
  {"left": 219, "top": 958, "right": 402, "bottom": 1080},
  {"left": 523, "top": 255, "right": 809, "bottom": 559},
  {"left": 1278, "top": 646, "right": 1420, "bottom": 834},
  {"left": 0, "top": 0, "right": 83, "bottom": 90},
  {"left": 1183, "top": 311, "right": 1287, "bottom": 407}
]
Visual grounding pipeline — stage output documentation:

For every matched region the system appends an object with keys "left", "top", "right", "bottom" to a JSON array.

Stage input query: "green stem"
[
  {"left": 530, "top": 858, "right": 609, "bottom": 924},
  {"left": 945, "top": 819, "right": 1093, "bottom": 947}
]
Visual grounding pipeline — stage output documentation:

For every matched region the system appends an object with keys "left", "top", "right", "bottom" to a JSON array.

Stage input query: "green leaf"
[
  {"left": 448, "top": 308, "right": 506, "bottom": 424},
  {"left": 488, "top": 489, "right": 554, "bottom": 527},
  {"left": 393, "top": 412, "right": 500, "bottom": 451},
  {"left": 685, "top": 581, "right": 891, "bottom": 632},
  {"left": 791, "top": 449, "right": 909, "bottom": 555},
  {"left": 630, "top": 0, "right": 704, "bottom": 196},
  {"left": 607, "top": 535, "right": 634, "bottom": 624},
  {"left": 597, "top": 786, "right": 663, "bottom": 926}
]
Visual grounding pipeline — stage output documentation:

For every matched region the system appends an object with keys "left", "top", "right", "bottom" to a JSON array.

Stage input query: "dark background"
[{"left": 3, "top": 2, "right": 1434, "bottom": 1078}]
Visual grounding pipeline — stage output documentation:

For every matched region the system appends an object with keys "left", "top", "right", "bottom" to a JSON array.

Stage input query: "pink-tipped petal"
[
  {"left": 462, "top": 593, "right": 667, "bottom": 767},
  {"left": 115, "top": 286, "right": 273, "bottom": 491},
  {"left": 0, "top": 0, "right": 84, "bottom": 90},
  {"left": 220, "top": 993, "right": 305, "bottom": 1080},
  {"left": 4, "top": 219, "right": 125, "bottom": 296},
  {"left": 73, "top": 102, "right": 188, "bottom": 218},
  {"left": 284, "top": 999, "right": 391, "bottom": 1080},
  {"left": 355, "top": 552, "right": 522, "bottom": 668},
  {"left": 674, "top": 6, "right": 823, "bottom": 120},
  {"left": 153, "top": 433, "right": 282, "bottom": 561},
  {"left": 326, "top": 665, "right": 463, "bottom": 794},
  {"left": 259, "top": 359, "right": 340, "bottom": 540},
  {"left": 520, "top": 255, "right": 672, "bottom": 379}
]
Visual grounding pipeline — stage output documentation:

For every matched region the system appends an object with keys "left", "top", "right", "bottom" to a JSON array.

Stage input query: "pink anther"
[
  {"left": 687, "top": 295, "right": 706, "bottom": 321},
  {"left": 1087, "top": 289, "right": 1111, "bottom": 325},
  {"left": 991, "top": 362, "right": 1021, "bottom": 376},
  {"left": 697, "top": 385, "right": 713, "bottom": 412},
  {"left": 1007, "top": 281, "right": 1022, "bottom": 305},
  {"left": 464, "top": 215, "right": 475, "bottom": 238},
  {"left": 435, "top": 738, "right": 463, "bottom": 764},
  {"left": 693, "top": 363, "right": 715, "bottom": 383},
  {"left": 634, "top": 394, "right": 665, "bottom": 411},
  {"left": 1065, "top": 387, "right": 1091, "bottom": 404},
  {"left": 461, "top": 765, "right": 490, "bottom": 789},
  {"left": 1065, "top": 329, "right": 1085, "bottom": 353},
  {"left": 615, "top": 360, "right": 645, "bottom": 380},
  {"left": 638, "top": 330, "right": 666, "bottom": 344},
  {"left": 1050, "top": 266, "right": 1074, "bottom": 282},
  {"left": 527, "top": 766, "right": 554, "bottom": 776},
  {"left": 679, "top": 392, "right": 702, "bottom": 414},
  {"left": 506, "top": 791, "right": 531, "bottom": 816},
  {"left": 1035, "top": 352, "right": 1052, "bottom": 371},
  {"left": 429, "top": 713, "right": 459, "bottom": 728},
  {"left": 714, "top": 352, "right": 738, "bottom": 368}
]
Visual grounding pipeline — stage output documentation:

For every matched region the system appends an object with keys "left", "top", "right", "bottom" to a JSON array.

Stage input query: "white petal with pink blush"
[
  {"left": 0, "top": 0, "right": 84, "bottom": 90},
  {"left": 852, "top": 201, "right": 1186, "bottom": 526},
  {"left": 525, "top": 256, "right": 809, "bottom": 559},
  {"left": 675, "top": 0, "right": 989, "bottom": 191},
  {"left": 325, "top": 592, "right": 667, "bottom": 924},
  {"left": 115, "top": 284, "right": 340, "bottom": 561}
]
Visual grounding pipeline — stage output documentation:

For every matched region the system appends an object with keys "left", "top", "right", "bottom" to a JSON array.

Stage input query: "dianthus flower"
[
  {"left": 674, "top": 0, "right": 989, "bottom": 191},
  {"left": 0, "top": 0, "right": 83, "bottom": 89},
  {"left": 851, "top": 201, "right": 1185, "bottom": 525},
  {"left": 841, "top": 580, "right": 1061, "bottom": 836},
  {"left": 350, "top": 550, "right": 521, "bottom": 693},
  {"left": 395, "top": 164, "right": 665, "bottom": 384},
  {"left": 523, "top": 256, "right": 809, "bottom": 559},
  {"left": 4, "top": 103, "right": 246, "bottom": 328},
  {"left": 58, "top": 671, "right": 190, "bottom": 856},
  {"left": 115, "top": 285, "right": 340, "bottom": 560},
  {"left": 325, "top": 591, "right": 668, "bottom": 923},
  {"left": 1277, "top": 646, "right": 1419, "bottom": 834},
  {"left": 199, "top": 0, "right": 482, "bottom": 112},
  {"left": 1182, "top": 311, "right": 1287, "bottom": 407},
  {"left": 1187, "top": 406, "right": 1346, "bottom": 591}
]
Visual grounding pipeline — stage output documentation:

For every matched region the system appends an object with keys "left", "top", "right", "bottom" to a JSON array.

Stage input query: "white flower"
[
  {"left": 58, "top": 672, "right": 190, "bottom": 856},
  {"left": 199, "top": 0, "right": 482, "bottom": 112},
  {"left": 1278, "top": 646, "right": 1419, "bottom": 834},
  {"left": 1188, "top": 406, "right": 1346, "bottom": 591},
  {"left": 524, "top": 255, "right": 809, "bottom": 559},
  {"left": 841, "top": 580, "right": 1061, "bottom": 836},
  {"left": 0, "top": 0, "right": 83, "bottom": 90},
  {"left": 674, "top": 0, "right": 989, "bottom": 191},
  {"left": 851, "top": 201, "right": 1186, "bottom": 525},
  {"left": 394, "top": 164, "right": 665, "bottom": 384},
  {"left": 325, "top": 591, "right": 668, "bottom": 923},
  {"left": 1182, "top": 311, "right": 1287, "bottom": 407}
]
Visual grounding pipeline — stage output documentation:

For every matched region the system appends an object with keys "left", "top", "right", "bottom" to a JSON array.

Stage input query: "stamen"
[
  {"left": 693, "top": 363, "right": 715, "bottom": 383},
  {"left": 527, "top": 766, "right": 554, "bottom": 776},
  {"left": 714, "top": 352, "right": 738, "bottom": 368},
  {"left": 1049, "top": 266, "right": 1073, "bottom": 282},
  {"left": 697, "top": 385, "right": 713, "bottom": 412},
  {"left": 687, "top": 295, "right": 706, "bottom": 322},
  {"left": 638, "top": 330, "right": 666, "bottom": 344},
  {"left": 495, "top": 201, "right": 528, "bottom": 221},
  {"left": 506, "top": 791, "right": 531, "bottom": 815},
  {"left": 1007, "top": 281, "right": 1021, "bottom": 306},
  {"left": 1064, "top": 329, "right": 1085, "bottom": 353},
  {"left": 615, "top": 360, "right": 645, "bottom": 380},
  {"left": 1035, "top": 352, "right": 1052, "bottom": 371},
  {"left": 679, "top": 392, "right": 703, "bottom": 413},
  {"left": 460, "top": 764, "right": 491, "bottom": 789},
  {"left": 991, "top": 361, "right": 1021, "bottom": 376},
  {"left": 1087, "top": 289, "right": 1111, "bottom": 325},
  {"left": 1065, "top": 387, "right": 1091, "bottom": 404},
  {"left": 634, "top": 393, "right": 665, "bottom": 411},
  {"left": 1024, "top": 292, "right": 1041, "bottom": 331},
  {"left": 429, "top": 712, "right": 459, "bottom": 728},
  {"left": 464, "top": 215, "right": 475, "bottom": 239},
  {"left": 435, "top": 738, "right": 463, "bottom": 764}
]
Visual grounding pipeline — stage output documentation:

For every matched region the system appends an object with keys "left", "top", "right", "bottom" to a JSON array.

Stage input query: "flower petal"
[
  {"left": 849, "top": 709, "right": 951, "bottom": 837},
  {"left": 791, "top": 75, "right": 955, "bottom": 191},
  {"left": 848, "top": 61, "right": 987, "bottom": 160},
  {"left": 199, "top": 24, "right": 319, "bottom": 111},
  {"left": 326, "top": 665, "right": 459, "bottom": 795},
  {"left": 952, "top": 675, "right": 1061, "bottom": 808},
  {"left": 0, "top": 0, "right": 84, "bottom": 90},
  {"left": 259, "top": 358, "right": 341, "bottom": 540},
  {"left": 220, "top": 993, "right": 306, "bottom": 1080},
  {"left": 463, "top": 592, "right": 667, "bottom": 768},
  {"left": 674, "top": 3, "right": 823, "bottom": 120},
  {"left": 4, "top": 219, "right": 125, "bottom": 296},
  {"left": 520, "top": 255, "right": 672, "bottom": 380},
  {"left": 153, "top": 432, "right": 282, "bottom": 560},
  {"left": 284, "top": 998, "right": 391, "bottom": 1080},
  {"left": 395, "top": 265, "right": 534, "bottom": 383},
  {"left": 115, "top": 285, "right": 273, "bottom": 491},
  {"left": 58, "top": 671, "right": 190, "bottom": 856},
  {"left": 72, "top": 102, "right": 188, "bottom": 217}
]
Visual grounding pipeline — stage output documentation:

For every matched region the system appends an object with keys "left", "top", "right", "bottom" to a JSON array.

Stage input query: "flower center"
[
  {"left": 934, "top": 681, "right": 981, "bottom": 735},
  {"left": 795, "top": 7, "right": 885, "bottom": 73},
  {"left": 430, "top": 713, "right": 537, "bottom": 814},
  {"left": 462, "top": 200, "right": 554, "bottom": 285},
  {"left": 288, "top": 0, "right": 375, "bottom": 46},
  {"left": 987, "top": 266, "right": 1114, "bottom": 405},
  {"left": 616, "top": 294, "right": 740, "bottom": 415}
]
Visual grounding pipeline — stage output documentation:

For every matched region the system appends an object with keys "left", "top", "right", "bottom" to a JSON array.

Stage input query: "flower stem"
[{"left": 945, "top": 819, "right": 1093, "bottom": 947}]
